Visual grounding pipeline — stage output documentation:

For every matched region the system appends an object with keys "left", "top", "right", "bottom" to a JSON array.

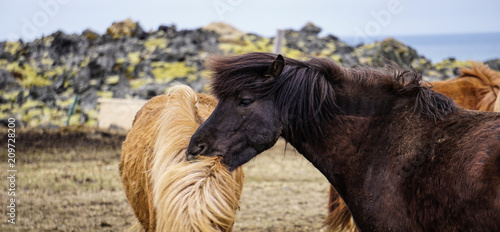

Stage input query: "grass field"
[{"left": 0, "top": 129, "right": 330, "bottom": 231}]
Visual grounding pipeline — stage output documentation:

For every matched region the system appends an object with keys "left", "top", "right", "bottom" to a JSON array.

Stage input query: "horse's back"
[
  {"left": 404, "top": 110, "right": 500, "bottom": 231},
  {"left": 431, "top": 78, "right": 484, "bottom": 110}
]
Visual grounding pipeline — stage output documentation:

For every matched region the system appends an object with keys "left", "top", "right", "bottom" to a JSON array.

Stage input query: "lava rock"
[
  {"left": 29, "top": 86, "right": 56, "bottom": 107},
  {"left": 300, "top": 22, "right": 322, "bottom": 35},
  {"left": 0, "top": 69, "right": 20, "bottom": 91},
  {"left": 485, "top": 59, "right": 500, "bottom": 71}
]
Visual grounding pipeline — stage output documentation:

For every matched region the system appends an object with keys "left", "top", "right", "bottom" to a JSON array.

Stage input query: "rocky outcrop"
[{"left": 0, "top": 20, "right": 497, "bottom": 128}]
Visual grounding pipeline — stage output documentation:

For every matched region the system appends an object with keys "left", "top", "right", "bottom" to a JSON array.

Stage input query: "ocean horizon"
[{"left": 340, "top": 32, "right": 500, "bottom": 63}]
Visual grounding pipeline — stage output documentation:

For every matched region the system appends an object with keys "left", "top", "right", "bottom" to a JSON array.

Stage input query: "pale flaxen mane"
[{"left": 120, "top": 85, "right": 244, "bottom": 232}]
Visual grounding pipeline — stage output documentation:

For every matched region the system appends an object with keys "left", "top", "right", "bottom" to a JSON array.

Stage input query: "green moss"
[
  {"left": 144, "top": 37, "right": 168, "bottom": 51},
  {"left": 434, "top": 59, "right": 474, "bottom": 70},
  {"left": 45, "top": 66, "right": 65, "bottom": 78},
  {"left": 6, "top": 62, "right": 51, "bottom": 87},
  {"left": 151, "top": 61, "right": 194, "bottom": 82},
  {"left": 80, "top": 57, "right": 91, "bottom": 67},
  {"left": 68, "top": 114, "right": 81, "bottom": 126},
  {"left": 282, "top": 47, "right": 303, "bottom": 60},
  {"left": 0, "top": 111, "right": 9, "bottom": 119},
  {"left": 87, "top": 80, "right": 97, "bottom": 86},
  {"left": 219, "top": 36, "right": 273, "bottom": 54},
  {"left": 85, "top": 119, "right": 98, "bottom": 127},
  {"left": 22, "top": 99, "right": 45, "bottom": 109},
  {"left": 358, "top": 56, "right": 373, "bottom": 65},
  {"left": 42, "top": 36, "right": 54, "bottom": 47},
  {"left": 1, "top": 91, "right": 20, "bottom": 101},
  {"left": 115, "top": 57, "right": 126, "bottom": 65},
  {"left": 130, "top": 78, "right": 152, "bottom": 90},
  {"left": 126, "top": 66, "right": 135, "bottom": 75},
  {"left": 86, "top": 109, "right": 98, "bottom": 120},
  {"left": 320, "top": 42, "right": 336, "bottom": 56},
  {"left": 329, "top": 54, "right": 342, "bottom": 62},
  {"left": 1, "top": 103, "right": 12, "bottom": 111},
  {"left": 199, "top": 69, "right": 212, "bottom": 79},
  {"left": 97, "top": 91, "right": 113, "bottom": 98},
  {"left": 128, "top": 52, "right": 141, "bottom": 66},
  {"left": 426, "top": 70, "right": 442, "bottom": 77},
  {"left": 105, "top": 75, "right": 120, "bottom": 84},
  {"left": 57, "top": 97, "right": 77, "bottom": 108},
  {"left": 41, "top": 58, "right": 54, "bottom": 66},
  {"left": 354, "top": 43, "right": 377, "bottom": 56},
  {"left": 22, "top": 108, "right": 43, "bottom": 122},
  {"left": 0, "top": 59, "right": 8, "bottom": 67},
  {"left": 5, "top": 42, "right": 21, "bottom": 55}
]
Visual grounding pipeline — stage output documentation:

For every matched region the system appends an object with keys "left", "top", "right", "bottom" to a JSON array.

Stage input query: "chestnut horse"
[
  {"left": 120, "top": 85, "right": 244, "bottom": 231},
  {"left": 326, "top": 62, "right": 500, "bottom": 231},
  {"left": 187, "top": 52, "right": 500, "bottom": 231}
]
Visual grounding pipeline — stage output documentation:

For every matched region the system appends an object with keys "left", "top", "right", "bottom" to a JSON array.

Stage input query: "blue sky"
[{"left": 1, "top": 0, "right": 499, "bottom": 42}]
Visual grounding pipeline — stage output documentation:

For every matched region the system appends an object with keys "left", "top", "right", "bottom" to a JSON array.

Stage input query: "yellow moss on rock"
[
  {"left": 97, "top": 91, "right": 113, "bottom": 98},
  {"left": 128, "top": 52, "right": 141, "bottom": 66},
  {"left": 68, "top": 114, "right": 81, "bottom": 126},
  {"left": 1, "top": 103, "right": 12, "bottom": 111},
  {"left": 22, "top": 108, "right": 43, "bottom": 123},
  {"left": 5, "top": 42, "right": 21, "bottom": 55},
  {"left": 41, "top": 58, "right": 54, "bottom": 66},
  {"left": 144, "top": 37, "right": 168, "bottom": 51},
  {"left": 151, "top": 61, "right": 194, "bottom": 82},
  {"left": 57, "top": 97, "right": 77, "bottom": 108},
  {"left": 282, "top": 47, "right": 303, "bottom": 60},
  {"left": 80, "top": 57, "right": 91, "bottom": 67},
  {"left": 22, "top": 99, "right": 46, "bottom": 109},
  {"left": 105, "top": 75, "right": 120, "bottom": 84},
  {"left": 0, "top": 59, "right": 8, "bottom": 66},
  {"left": 329, "top": 54, "right": 342, "bottom": 62},
  {"left": 219, "top": 36, "right": 273, "bottom": 54},
  {"left": 45, "top": 66, "right": 65, "bottom": 78},
  {"left": 6, "top": 62, "right": 51, "bottom": 87},
  {"left": 434, "top": 59, "right": 474, "bottom": 70},
  {"left": 130, "top": 78, "right": 153, "bottom": 90},
  {"left": 2, "top": 91, "right": 21, "bottom": 101}
]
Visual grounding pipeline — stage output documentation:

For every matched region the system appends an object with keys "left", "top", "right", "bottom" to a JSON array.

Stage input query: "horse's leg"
[{"left": 325, "top": 186, "right": 358, "bottom": 232}]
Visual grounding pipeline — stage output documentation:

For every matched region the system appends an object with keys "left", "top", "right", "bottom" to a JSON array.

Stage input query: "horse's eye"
[{"left": 238, "top": 99, "right": 253, "bottom": 107}]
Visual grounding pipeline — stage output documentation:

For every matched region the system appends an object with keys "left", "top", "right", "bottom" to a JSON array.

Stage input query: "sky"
[{"left": 1, "top": 0, "right": 499, "bottom": 42}]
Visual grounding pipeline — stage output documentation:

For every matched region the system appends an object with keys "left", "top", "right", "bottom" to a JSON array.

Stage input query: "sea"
[{"left": 340, "top": 32, "right": 500, "bottom": 63}]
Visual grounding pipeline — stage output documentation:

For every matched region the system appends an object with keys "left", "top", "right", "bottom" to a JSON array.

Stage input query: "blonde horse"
[
  {"left": 326, "top": 62, "right": 500, "bottom": 232},
  {"left": 120, "top": 85, "right": 244, "bottom": 231}
]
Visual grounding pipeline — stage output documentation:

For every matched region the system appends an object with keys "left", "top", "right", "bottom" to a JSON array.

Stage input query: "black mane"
[{"left": 206, "top": 52, "right": 457, "bottom": 142}]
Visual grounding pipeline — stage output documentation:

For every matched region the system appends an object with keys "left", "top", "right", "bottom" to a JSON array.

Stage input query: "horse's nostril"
[
  {"left": 186, "top": 143, "right": 208, "bottom": 161},
  {"left": 197, "top": 143, "right": 207, "bottom": 155}
]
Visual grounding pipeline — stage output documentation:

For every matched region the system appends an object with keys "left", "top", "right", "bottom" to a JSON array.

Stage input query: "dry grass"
[
  {"left": 0, "top": 147, "right": 135, "bottom": 232},
  {"left": 0, "top": 129, "right": 330, "bottom": 232}
]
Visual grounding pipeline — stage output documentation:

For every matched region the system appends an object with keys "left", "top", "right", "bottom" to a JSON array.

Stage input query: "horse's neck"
[
  {"left": 288, "top": 93, "right": 412, "bottom": 191},
  {"left": 289, "top": 118, "right": 377, "bottom": 188},
  {"left": 335, "top": 89, "right": 396, "bottom": 117}
]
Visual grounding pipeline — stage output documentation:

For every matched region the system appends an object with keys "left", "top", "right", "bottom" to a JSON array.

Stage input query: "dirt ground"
[{"left": 0, "top": 129, "right": 330, "bottom": 232}]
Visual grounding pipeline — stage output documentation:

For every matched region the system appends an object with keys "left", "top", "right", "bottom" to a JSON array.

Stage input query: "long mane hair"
[
  {"left": 151, "top": 85, "right": 244, "bottom": 232},
  {"left": 206, "top": 52, "right": 456, "bottom": 143},
  {"left": 120, "top": 85, "right": 244, "bottom": 232},
  {"left": 459, "top": 63, "right": 500, "bottom": 111}
]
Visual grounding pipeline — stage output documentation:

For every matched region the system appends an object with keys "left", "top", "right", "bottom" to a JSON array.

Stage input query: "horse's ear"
[{"left": 265, "top": 54, "right": 285, "bottom": 77}]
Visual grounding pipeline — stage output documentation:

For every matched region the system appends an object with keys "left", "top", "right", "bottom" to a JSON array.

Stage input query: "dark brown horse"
[
  {"left": 326, "top": 62, "right": 500, "bottom": 232},
  {"left": 186, "top": 52, "right": 500, "bottom": 231}
]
